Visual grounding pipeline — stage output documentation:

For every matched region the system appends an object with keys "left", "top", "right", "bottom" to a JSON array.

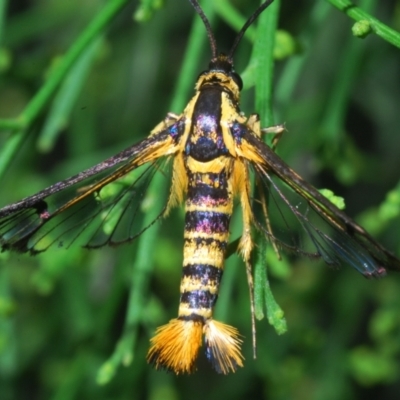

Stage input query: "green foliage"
[
  {"left": 1, "top": 0, "right": 400, "bottom": 399},
  {"left": 319, "top": 188, "right": 346, "bottom": 210}
]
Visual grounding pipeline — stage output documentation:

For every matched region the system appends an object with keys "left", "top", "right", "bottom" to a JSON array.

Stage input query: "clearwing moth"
[{"left": 1, "top": 0, "right": 399, "bottom": 374}]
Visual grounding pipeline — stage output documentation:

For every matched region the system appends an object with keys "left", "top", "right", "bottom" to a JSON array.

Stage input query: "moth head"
[
  {"left": 189, "top": 0, "right": 273, "bottom": 99},
  {"left": 195, "top": 54, "right": 243, "bottom": 101}
]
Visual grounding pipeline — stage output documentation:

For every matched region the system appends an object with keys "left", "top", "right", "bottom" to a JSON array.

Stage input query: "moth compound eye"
[{"left": 231, "top": 72, "right": 243, "bottom": 91}]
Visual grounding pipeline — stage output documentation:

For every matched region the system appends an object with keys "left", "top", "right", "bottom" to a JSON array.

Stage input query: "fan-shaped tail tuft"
[
  {"left": 204, "top": 319, "right": 244, "bottom": 374},
  {"left": 147, "top": 318, "right": 203, "bottom": 374}
]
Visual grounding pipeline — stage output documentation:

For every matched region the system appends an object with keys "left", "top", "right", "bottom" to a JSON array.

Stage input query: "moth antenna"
[
  {"left": 147, "top": 318, "right": 203, "bottom": 374},
  {"left": 204, "top": 320, "right": 244, "bottom": 374},
  {"left": 188, "top": 0, "right": 218, "bottom": 60},
  {"left": 228, "top": 0, "right": 274, "bottom": 61}
]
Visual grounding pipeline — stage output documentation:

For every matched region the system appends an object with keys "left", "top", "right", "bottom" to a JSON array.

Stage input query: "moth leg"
[
  {"left": 254, "top": 121, "right": 285, "bottom": 258},
  {"left": 241, "top": 218, "right": 257, "bottom": 359},
  {"left": 256, "top": 175, "right": 281, "bottom": 260},
  {"left": 150, "top": 112, "right": 182, "bottom": 135},
  {"left": 247, "top": 114, "right": 285, "bottom": 150},
  {"left": 233, "top": 159, "right": 257, "bottom": 357},
  {"left": 239, "top": 118, "right": 285, "bottom": 354},
  {"left": 246, "top": 114, "right": 261, "bottom": 136},
  {"left": 166, "top": 112, "right": 180, "bottom": 120},
  {"left": 262, "top": 124, "right": 286, "bottom": 151},
  {"left": 244, "top": 256, "right": 257, "bottom": 359},
  {"left": 246, "top": 115, "right": 283, "bottom": 255}
]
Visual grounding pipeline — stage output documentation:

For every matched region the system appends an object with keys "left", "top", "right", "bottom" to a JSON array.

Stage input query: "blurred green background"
[{"left": 1, "top": 0, "right": 400, "bottom": 399}]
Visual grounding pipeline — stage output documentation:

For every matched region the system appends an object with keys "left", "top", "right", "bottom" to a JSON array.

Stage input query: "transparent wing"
[
  {"left": 0, "top": 128, "right": 178, "bottom": 254},
  {"left": 241, "top": 129, "right": 400, "bottom": 276}
]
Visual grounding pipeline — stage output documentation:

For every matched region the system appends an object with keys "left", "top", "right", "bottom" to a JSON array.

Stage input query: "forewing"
[
  {"left": 0, "top": 129, "right": 178, "bottom": 254},
  {"left": 239, "top": 128, "right": 400, "bottom": 276}
]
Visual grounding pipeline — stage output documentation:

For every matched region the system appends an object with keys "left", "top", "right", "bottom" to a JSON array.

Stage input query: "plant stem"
[
  {"left": 326, "top": 0, "right": 400, "bottom": 48},
  {"left": 254, "top": 0, "right": 280, "bottom": 127}
]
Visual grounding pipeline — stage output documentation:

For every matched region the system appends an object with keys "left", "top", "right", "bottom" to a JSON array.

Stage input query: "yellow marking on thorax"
[
  {"left": 135, "top": 137, "right": 178, "bottom": 165},
  {"left": 220, "top": 92, "right": 247, "bottom": 157},
  {"left": 235, "top": 133, "right": 265, "bottom": 165},
  {"left": 195, "top": 72, "right": 240, "bottom": 101},
  {"left": 173, "top": 92, "right": 200, "bottom": 153}
]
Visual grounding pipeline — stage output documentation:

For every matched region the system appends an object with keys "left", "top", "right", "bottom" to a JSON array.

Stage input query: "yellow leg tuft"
[
  {"left": 147, "top": 318, "right": 203, "bottom": 374},
  {"left": 203, "top": 320, "right": 244, "bottom": 374}
]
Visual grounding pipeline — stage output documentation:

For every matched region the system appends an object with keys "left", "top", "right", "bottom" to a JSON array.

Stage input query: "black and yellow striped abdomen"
[
  {"left": 179, "top": 167, "right": 232, "bottom": 322},
  {"left": 147, "top": 158, "right": 243, "bottom": 374}
]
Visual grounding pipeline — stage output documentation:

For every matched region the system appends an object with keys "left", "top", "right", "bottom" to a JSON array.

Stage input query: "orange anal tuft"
[{"left": 147, "top": 318, "right": 203, "bottom": 374}]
